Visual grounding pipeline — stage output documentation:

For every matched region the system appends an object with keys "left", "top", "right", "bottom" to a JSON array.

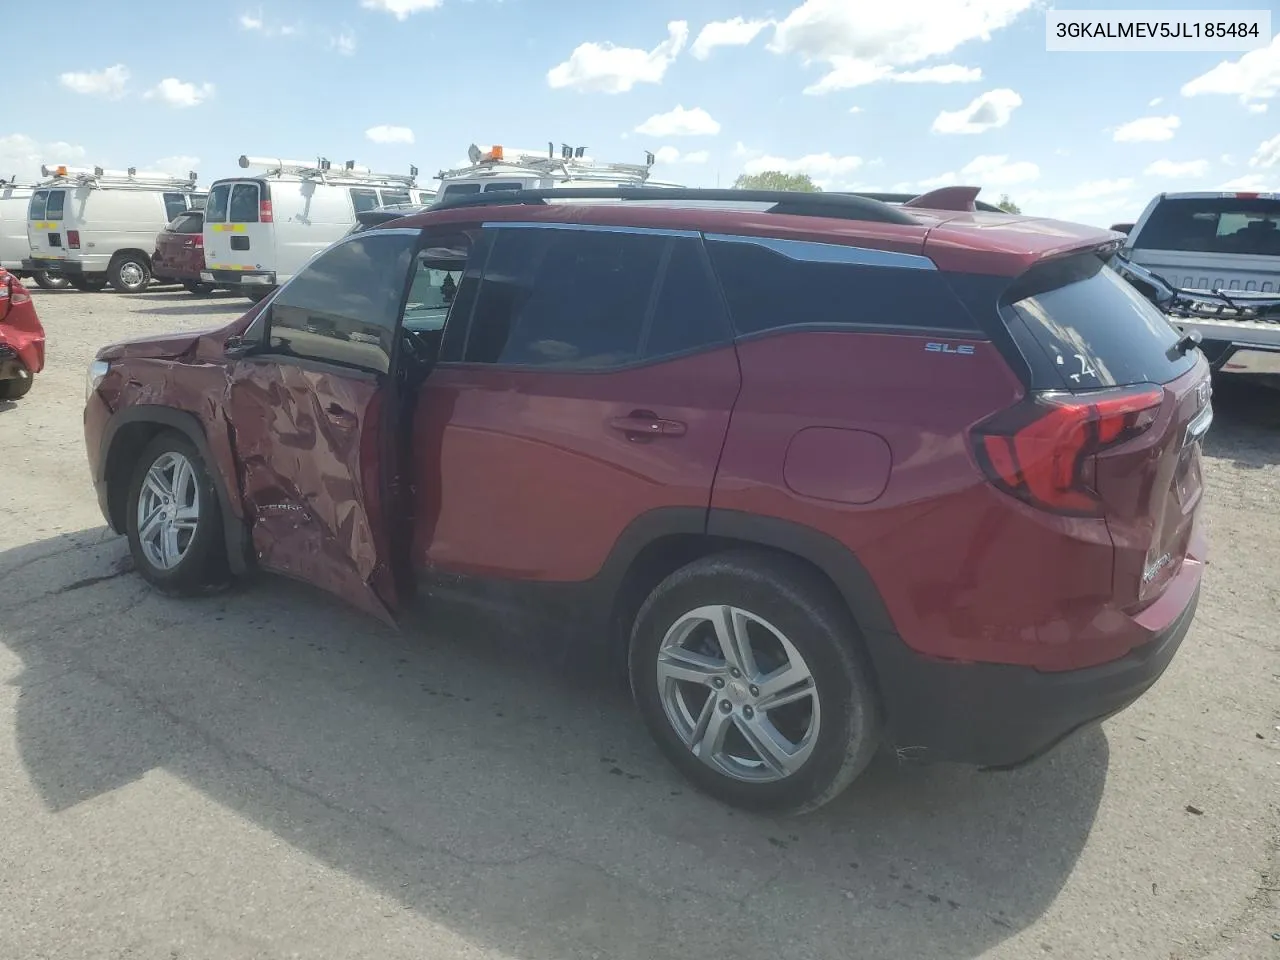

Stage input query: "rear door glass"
[
  {"left": 28, "top": 190, "right": 48, "bottom": 220},
  {"left": 206, "top": 184, "right": 230, "bottom": 223},
  {"left": 45, "top": 190, "right": 66, "bottom": 221},
  {"left": 229, "top": 183, "right": 259, "bottom": 223},
  {"left": 1133, "top": 197, "right": 1280, "bottom": 256},
  {"left": 163, "top": 192, "right": 188, "bottom": 221},
  {"left": 171, "top": 213, "right": 202, "bottom": 234},
  {"left": 1004, "top": 254, "right": 1197, "bottom": 390}
]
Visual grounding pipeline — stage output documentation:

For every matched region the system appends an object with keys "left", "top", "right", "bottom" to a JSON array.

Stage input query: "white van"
[
  {"left": 24, "top": 165, "right": 205, "bottom": 293},
  {"left": 435, "top": 143, "right": 682, "bottom": 203},
  {"left": 0, "top": 180, "right": 65, "bottom": 288},
  {"left": 201, "top": 156, "right": 428, "bottom": 297}
]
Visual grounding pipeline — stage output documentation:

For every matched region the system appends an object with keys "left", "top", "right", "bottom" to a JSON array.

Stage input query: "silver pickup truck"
[{"left": 1115, "top": 191, "right": 1280, "bottom": 378}]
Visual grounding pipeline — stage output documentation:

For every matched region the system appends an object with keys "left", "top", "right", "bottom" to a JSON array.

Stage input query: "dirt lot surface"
[{"left": 1, "top": 286, "right": 1277, "bottom": 960}]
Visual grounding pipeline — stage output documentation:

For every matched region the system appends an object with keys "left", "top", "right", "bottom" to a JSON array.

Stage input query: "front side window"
[
  {"left": 403, "top": 232, "right": 475, "bottom": 333},
  {"left": 163, "top": 192, "right": 189, "bottom": 221},
  {"left": 28, "top": 189, "right": 48, "bottom": 220},
  {"left": 267, "top": 232, "right": 417, "bottom": 373},
  {"left": 206, "top": 184, "right": 230, "bottom": 224},
  {"left": 229, "top": 183, "right": 259, "bottom": 223},
  {"left": 44, "top": 190, "right": 66, "bottom": 221},
  {"left": 463, "top": 226, "right": 664, "bottom": 367}
]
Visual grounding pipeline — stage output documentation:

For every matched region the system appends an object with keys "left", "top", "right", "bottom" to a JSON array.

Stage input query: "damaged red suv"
[
  {"left": 0, "top": 267, "right": 44, "bottom": 400},
  {"left": 82, "top": 187, "right": 1210, "bottom": 814}
]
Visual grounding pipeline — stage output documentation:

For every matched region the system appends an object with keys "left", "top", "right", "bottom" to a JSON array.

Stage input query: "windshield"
[{"left": 1133, "top": 196, "right": 1280, "bottom": 257}]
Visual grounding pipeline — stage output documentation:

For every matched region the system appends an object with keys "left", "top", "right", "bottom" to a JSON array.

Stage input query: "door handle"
[{"left": 609, "top": 411, "right": 686, "bottom": 438}]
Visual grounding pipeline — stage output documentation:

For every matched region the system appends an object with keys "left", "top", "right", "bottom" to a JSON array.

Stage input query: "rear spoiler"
[
  {"left": 1110, "top": 252, "right": 1280, "bottom": 321},
  {"left": 354, "top": 208, "right": 408, "bottom": 230}
]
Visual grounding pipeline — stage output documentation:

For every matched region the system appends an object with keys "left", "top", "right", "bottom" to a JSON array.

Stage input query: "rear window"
[
  {"left": 229, "top": 183, "right": 259, "bottom": 223},
  {"left": 28, "top": 189, "right": 48, "bottom": 220},
  {"left": 206, "top": 184, "right": 230, "bottom": 224},
  {"left": 440, "top": 183, "right": 481, "bottom": 200},
  {"left": 483, "top": 182, "right": 523, "bottom": 192},
  {"left": 35, "top": 190, "right": 67, "bottom": 221},
  {"left": 350, "top": 188, "right": 379, "bottom": 213},
  {"left": 169, "top": 212, "right": 203, "bottom": 234},
  {"left": 379, "top": 189, "right": 410, "bottom": 206},
  {"left": 1133, "top": 196, "right": 1280, "bottom": 257},
  {"left": 1004, "top": 254, "right": 1197, "bottom": 390}
]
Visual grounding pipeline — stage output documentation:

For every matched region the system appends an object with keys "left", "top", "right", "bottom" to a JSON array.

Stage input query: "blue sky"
[{"left": 3, "top": 0, "right": 1278, "bottom": 227}]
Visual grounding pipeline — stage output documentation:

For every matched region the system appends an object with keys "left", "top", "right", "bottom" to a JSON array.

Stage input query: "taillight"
[
  {"left": 972, "top": 386, "right": 1164, "bottom": 516},
  {"left": 0, "top": 278, "right": 9, "bottom": 319},
  {"left": 194, "top": 234, "right": 203, "bottom": 248},
  {"left": 259, "top": 199, "right": 273, "bottom": 223},
  {"left": 67, "top": 230, "right": 81, "bottom": 249}
]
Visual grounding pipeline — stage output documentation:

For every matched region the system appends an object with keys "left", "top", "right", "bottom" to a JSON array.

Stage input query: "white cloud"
[
  {"left": 1182, "top": 35, "right": 1280, "bottom": 105},
  {"left": 1247, "top": 102, "right": 1268, "bottom": 114},
  {"left": 931, "top": 88, "right": 1022, "bottom": 134},
  {"left": 733, "top": 141, "right": 756, "bottom": 158},
  {"left": 239, "top": 12, "right": 264, "bottom": 30},
  {"left": 742, "top": 151, "right": 863, "bottom": 189},
  {"left": 1144, "top": 158, "right": 1210, "bottom": 179},
  {"left": 366, "top": 125, "right": 415, "bottom": 145},
  {"left": 1250, "top": 134, "right": 1280, "bottom": 169},
  {"left": 153, "top": 155, "right": 200, "bottom": 176},
  {"left": 238, "top": 11, "right": 301, "bottom": 37},
  {"left": 800, "top": 61, "right": 981, "bottom": 93},
  {"left": 59, "top": 64, "right": 129, "bottom": 99},
  {"left": 634, "top": 105, "right": 720, "bottom": 137},
  {"left": 691, "top": 17, "right": 770, "bottom": 59},
  {"left": 1148, "top": 96, "right": 1163, "bottom": 107},
  {"left": 770, "top": 0, "right": 1032, "bottom": 93},
  {"left": 849, "top": 106, "right": 863, "bottom": 114},
  {"left": 331, "top": 30, "right": 357, "bottom": 55},
  {"left": 547, "top": 21, "right": 688, "bottom": 93},
  {"left": 360, "top": 0, "right": 443, "bottom": 19},
  {"left": 917, "top": 171, "right": 957, "bottom": 189},
  {"left": 960, "top": 154, "right": 1039, "bottom": 185},
  {"left": 654, "top": 146, "right": 710, "bottom": 164},
  {"left": 0, "top": 134, "right": 86, "bottom": 183},
  {"left": 145, "top": 78, "right": 215, "bottom": 108},
  {"left": 1112, "top": 114, "right": 1180, "bottom": 142},
  {"left": 1016, "top": 180, "right": 1142, "bottom": 227},
  {"left": 1218, "top": 173, "right": 1276, "bottom": 191}
]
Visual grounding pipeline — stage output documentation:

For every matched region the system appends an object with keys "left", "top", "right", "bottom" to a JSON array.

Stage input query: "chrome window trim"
[{"left": 704, "top": 233, "right": 937, "bottom": 271}]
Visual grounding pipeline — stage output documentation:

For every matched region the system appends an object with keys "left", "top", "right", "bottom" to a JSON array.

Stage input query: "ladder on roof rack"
[
  {"left": 429, "top": 186, "right": 918, "bottom": 225},
  {"left": 238, "top": 155, "right": 419, "bottom": 186}
]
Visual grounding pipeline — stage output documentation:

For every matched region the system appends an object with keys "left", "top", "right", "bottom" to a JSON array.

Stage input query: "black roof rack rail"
[
  {"left": 427, "top": 187, "right": 919, "bottom": 225},
  {"left": 842, "top": 191, "right": 1005, "bottom": 214}
]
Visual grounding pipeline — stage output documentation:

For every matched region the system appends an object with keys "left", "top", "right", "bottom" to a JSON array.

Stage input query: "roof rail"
[
  {"left": 37, "top": 164, "right": 198, "bottom": 189},
  {"left": 238, "top": 155, "right": 419, "bottom": 186},
  {"left": 428, "top": 187, "right": 918, "bottom": 225},
  {"left": 843, "top": 190, "right": 1004, "bottom": 214}
]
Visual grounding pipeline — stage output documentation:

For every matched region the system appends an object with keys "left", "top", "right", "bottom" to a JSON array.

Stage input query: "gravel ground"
[{"left": 1, "top": 286, "right": 1277, "bottom": 960}]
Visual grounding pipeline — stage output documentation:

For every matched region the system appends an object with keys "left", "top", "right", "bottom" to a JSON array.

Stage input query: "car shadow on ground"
[
  {"left": 1203, "top": 375, "right": 1280, "bottom": 469},
  {"left": 0, "top": 529, "right": 1108, "bottom": 960}
]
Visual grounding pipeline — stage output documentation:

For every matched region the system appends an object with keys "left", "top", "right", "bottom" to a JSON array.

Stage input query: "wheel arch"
[
  {"left": 109, "top": 248, "right": 153, "bottom": 269},
  {"left": 99, "top": 405, "right": 249, "bottom": 574}
]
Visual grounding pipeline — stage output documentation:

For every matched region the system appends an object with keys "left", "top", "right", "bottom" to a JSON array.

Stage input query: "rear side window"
[
  {"left": 170, "top": 213, "right": 202, "bottom": 234},
  {"left": 1133, "top": 197, "right": 1280, "bottom": 257},
  {"left": 28, "top": 190, "right": 48, "bottom": 220},
  {"left": 206, "top": 184, "right": 230, "bottom": 224},
  {"left": 267, "top": 233, "right": 417, "bottom": 374},
  {"left": 45, "top": 190, "right": 66, "bottom": 221},
  {"left": 705, "top": 235, "right": 975, "bottom": 336},
  {"left": 462, "top": 226, "right": 664, "bottom": 367},
  {"left": 1004, "top": 254, "right": 1197, "bottom": 390},
  {"left": 229, "top": 183, "right": 259, "bottom": 223},
  {"left": 349, "top": 188, "right": 379, "bottom": 213},
  {"left": 162, "top": 192, "right": 188, "bottom": 221}
]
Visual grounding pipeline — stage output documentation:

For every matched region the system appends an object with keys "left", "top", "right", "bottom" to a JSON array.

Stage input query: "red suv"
[
  {"left": 151, "top": 210, "right": 212, "bottom": 294},
  {"left": 82, "top": 187, "right": 1210, "bottom": 815}
]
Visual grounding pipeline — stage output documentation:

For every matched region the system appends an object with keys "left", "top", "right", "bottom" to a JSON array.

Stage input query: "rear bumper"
[
  {"left": 1218, "top": 346, "right": 1280, "bottom": 377},
  {"left": 23, "top": 257, "right": 84, "bottom": 275},
  {"left": 873, "top": 575, "right": 1201, "bottom": 768},
  {"left": 201, "top": 268, "right": 276, "bottom": 288},
  {"left": 152, "top": 252, "right": 205, "bottom": 282}
]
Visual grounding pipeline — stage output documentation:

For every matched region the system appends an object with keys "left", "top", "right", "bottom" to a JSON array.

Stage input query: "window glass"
[
  {"left": 229, "top": 183, "right": 259, "bottom": 223},
  {"left": 483, "top": 182, "right": 523, "bottom": 192},
  {"left": 170, "top": 213, "right": 202, "bottom": 234},
  {"left": 644, "top": 239, "right": 730, "bottom": 358},
  {"left": 403, "top": 233, "right": 473, "bottom": 333},
  {"left": 1005, "top": 254, "right": 1197, "bottom": 390},
  {"left": 162, "top": 192, "right": 188, "bottom": 221},
  {"left": 188, "top": 193, "right": 207, "bottom": 211},
  {"left": 706, "top": 236, "right": 975, "bottom": 336},
  {"left": 464, "top": 226, "right": 663, "bottom": 367},
  {"left": 1132, "top": 197, "right": 1280, "bottom": 257},
  {"left": 379, "top": 190, "right": 411, "bottom": 206},
  {"left": 441, "top": 183, "right": 481, "bottom": 199},
  {"left": 350, "top": 188, "right": 379, "bottom": 214},
  {"left": 45, "top": 190, "right": 66, "bottom": 221},
  {"left": 28, "top": 189, "right": 48, "bottom": 220},
  {"left": 206, "top": 184, "right": 230, "bottom": 224},
  {"left": 268, "top": 233, "right": 417, "bottom": 373}
]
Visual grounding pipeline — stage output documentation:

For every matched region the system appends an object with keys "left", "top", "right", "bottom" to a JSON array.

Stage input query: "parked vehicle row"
[{"left": 82, "top": 184, "right": 1211, "bottom": 815}]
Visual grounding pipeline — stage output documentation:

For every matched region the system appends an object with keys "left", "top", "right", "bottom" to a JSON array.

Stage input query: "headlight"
[{"left": 85, "top": 359, "right": 110, "bottom": 401}]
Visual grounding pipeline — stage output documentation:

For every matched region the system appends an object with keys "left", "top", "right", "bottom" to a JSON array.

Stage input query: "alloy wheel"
[{"left": 135, "top": 451, "right": 201, "bottom": 570}]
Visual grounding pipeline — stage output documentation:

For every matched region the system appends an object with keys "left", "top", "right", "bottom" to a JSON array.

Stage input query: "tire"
[
  {"left": 31, "top": 271, "right": 69, "bottom": 290},
  {"left": 108, "top": 253, "right": 151, "bottom": 293},
  {"left": 69, "top": 277, "right": 107, "bottom": 292},
  {"left": 244, "top": 287, "right": 272, "bottom": 303},
  {"left": 0, "top": 372, "right": 33, "bottom": 400},
  {"left": 629, "top": 550, "right": 882, "bottom": 816},
  {"left": 125, "top": 431, "right": 230, "bottom": 595},
  {"left": 182, "top": 281, "right": 215, "bottom": 296}
]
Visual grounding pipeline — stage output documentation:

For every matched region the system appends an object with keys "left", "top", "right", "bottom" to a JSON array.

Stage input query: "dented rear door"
[{"left": 226, "top": 229, "right": 418, "bottom": 622}]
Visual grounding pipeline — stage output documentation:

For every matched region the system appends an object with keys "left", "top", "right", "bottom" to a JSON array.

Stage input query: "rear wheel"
[
  {"left": 0, "top": 372, "right": 33, "bottom": 400},
  {"left": 182, "top": 280, "right": 215, "bottom": 296},
  {"left": 31, "top": 271, "right": 69, "bottom": 290},
  {"left": 244, "top": 287, "right": 272, "bottom": 303},
  {"left": 69, "top": 276, "right": 107, "bottom": 292},
  {"left": 125, "top": 432, "right": 230, "bottom": 595},
  {"left": 629, "top": 550, "right": 882, "bottom": 816},
  {"left": 108, "top": 254, "right": 151, "bottom": 293}
]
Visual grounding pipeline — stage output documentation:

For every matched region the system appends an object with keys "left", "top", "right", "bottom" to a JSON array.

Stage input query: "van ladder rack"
[
  {"left": 38, "top": 164, "right": 198, "bottom": 190},
  {"left": 238, "top": 155, "right": 418, "bottom": 187},
  {"left": 428, "top": 186, "right": 919, "bottom": 225}
]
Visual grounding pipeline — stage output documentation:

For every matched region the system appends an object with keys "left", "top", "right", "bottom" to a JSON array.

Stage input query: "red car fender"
[{"left": 0, "top": 268, "right": 46, "bottom": 374}]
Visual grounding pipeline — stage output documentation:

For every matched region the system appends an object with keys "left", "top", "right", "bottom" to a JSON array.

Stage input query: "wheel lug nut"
[
  {"left": 729, "top": 668, "right": 741, "bottom": 678},
  {"left": 719, "top": 699, "right": 732, "bottom": 713},
  {"left": 749, "top": 685, "right": 759, "bottom": 697},
  {"left": 712, "top": 677, "right": 725, "bottom": 689},
  {"left": 743, "top": 706, "right": 754, "bottom": 719}
]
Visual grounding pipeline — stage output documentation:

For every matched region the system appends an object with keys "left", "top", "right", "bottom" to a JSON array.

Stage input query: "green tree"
[
  {"left": 732, "top": 171, "right": 822, "bottom": 192},
  {"left": 997, "top": 194, "right": 1022, "bottom": 214}
]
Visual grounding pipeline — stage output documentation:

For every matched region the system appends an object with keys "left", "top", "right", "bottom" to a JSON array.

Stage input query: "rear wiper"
[{"left": 1171, "top": 329, "right": 1202, "bottom": 357}]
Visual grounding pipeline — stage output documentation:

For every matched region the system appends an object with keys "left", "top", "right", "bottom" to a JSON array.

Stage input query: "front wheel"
[
  {"left": 0, "top": 372, "right": 33, "bottom": 400},
  {"left": 108, "top": 254, "right": 151, "bottom": 293},
  {"left": 125, "top": 432, "right": 230, "bottom": 595},
  {"left": 629, "top": 551, "right": 882, "bottom": 816}
]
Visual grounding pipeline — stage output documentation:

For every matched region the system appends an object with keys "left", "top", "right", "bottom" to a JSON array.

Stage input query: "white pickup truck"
[{"left": 1114, "top": 191, "right": 1280, "bottom": 378}]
